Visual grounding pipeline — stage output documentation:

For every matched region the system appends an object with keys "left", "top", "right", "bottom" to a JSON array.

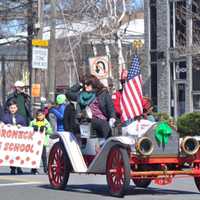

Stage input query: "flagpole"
[{"left": 117, "top": 33, "right": 126, "bottom": 82}]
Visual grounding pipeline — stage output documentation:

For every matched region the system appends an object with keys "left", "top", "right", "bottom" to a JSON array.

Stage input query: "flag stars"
[{"left": 127, "top": 56, "right": 141, "bottom": 80}]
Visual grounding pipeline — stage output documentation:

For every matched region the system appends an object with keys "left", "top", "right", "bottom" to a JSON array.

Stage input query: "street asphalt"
[{"left": 0, "top": 166, "right": 200, "bottom": 200}]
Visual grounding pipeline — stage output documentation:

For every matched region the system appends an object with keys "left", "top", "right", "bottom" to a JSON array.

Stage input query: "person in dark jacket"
[
  {"left": 1, "top": 99, "right": 26, "bottom": 175},
  {"left": 66, "top": 83, "right": 83, "bottom": 102},
  {"left": 0, "top": 102, "right": 3, "bottom": 121},
  {"left": 4, "top": 80, "right": 31, "bottom": 125},
  {"left": 63, "top": 102, "right": 79, "bottom": 134},
  {"left": 76, "top": 74, "right": 116, "bottom": 139}
]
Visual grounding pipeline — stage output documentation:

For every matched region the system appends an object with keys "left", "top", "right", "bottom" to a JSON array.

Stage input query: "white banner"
[
  {"left": 0, "top": 125, "right": 45, "bottom": 168},
  {"left": 32, "top": 46, "right": 48, "bottom": 69}
]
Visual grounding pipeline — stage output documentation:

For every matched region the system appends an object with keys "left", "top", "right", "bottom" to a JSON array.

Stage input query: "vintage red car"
[{"left": 48, "top": 120, "right": 200, "bottom": 197}]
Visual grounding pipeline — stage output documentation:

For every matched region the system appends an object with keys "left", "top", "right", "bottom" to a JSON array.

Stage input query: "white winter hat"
[{"left": 14, "top": 80, "right": 25, "bottom": 87}]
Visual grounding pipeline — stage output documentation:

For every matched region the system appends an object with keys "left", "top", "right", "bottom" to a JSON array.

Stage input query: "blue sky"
[{"left": 133, "top": 0, "right": 144, "bottom": 9}]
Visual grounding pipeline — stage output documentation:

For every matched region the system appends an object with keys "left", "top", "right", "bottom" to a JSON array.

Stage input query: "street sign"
[
  {"left": 89, "top": 56, "right": 109, "bottom": 79},
  {"left": 32, "top": 39, "right": 48, "bottom": 47},
  {"left": 32, "top": 46, "right": 48, "bottom": 69}
]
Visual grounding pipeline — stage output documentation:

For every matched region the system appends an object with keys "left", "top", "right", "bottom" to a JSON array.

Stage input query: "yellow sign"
[
  {"left": 32, "top": 39, "right": 48, "bottom": 47},
  {"left": 132, "top": 39, "right": 143, "bottom": 49}
]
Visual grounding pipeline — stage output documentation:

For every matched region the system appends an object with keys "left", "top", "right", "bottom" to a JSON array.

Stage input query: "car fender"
[
  {"left": 87, "top": 136, "right": 135, "bottom": 173},
  {"left": 50, "top": 132, "right": 88, "bottom": 173}
]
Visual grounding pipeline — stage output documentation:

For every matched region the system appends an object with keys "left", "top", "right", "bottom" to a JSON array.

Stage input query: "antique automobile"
[{"left": 48, "top": 119, "right": 200, "bottom": 197}]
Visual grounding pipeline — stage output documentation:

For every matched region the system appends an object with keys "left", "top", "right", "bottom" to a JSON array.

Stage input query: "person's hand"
[
  {"left": 48, "top": 104, "right": 54, "bottom": 109},
  {"left": 109, "top": 118, "right": 116, "bottom": 128},
  {"left": 79, "top": 82, "right": 83, "bottom": 88},
  {"left": 17, "top": 124, "right": 22, "bottom": 128},
  {"left": 40, "top": 126, "right": 45, "bottom": 132},
  {"left": 0, "top": 122, "right": 5, "bottom": 128},
  {"left": 32, "top": 125, "right": 38, "bottom": 132}
]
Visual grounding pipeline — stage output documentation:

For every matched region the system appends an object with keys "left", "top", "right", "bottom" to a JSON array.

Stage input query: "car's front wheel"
[
  {"left": 106, "top": 146, "right": 130, "bottom": 197},
  {"left": 48, "top": 142, "right": 71, "bottom": 190}
]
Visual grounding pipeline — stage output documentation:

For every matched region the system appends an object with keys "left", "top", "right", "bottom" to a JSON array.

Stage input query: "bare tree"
[
  {"left": 173, "top": 1, "right": 200, "bottom": 56},
  {"left": 0, "top": 0, "right": 143, "bottom": 92}
]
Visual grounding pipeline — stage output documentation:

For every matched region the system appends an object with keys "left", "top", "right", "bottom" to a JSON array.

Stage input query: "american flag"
[{"left": 120, "top": 55, "right": 143, "bottom": 123}]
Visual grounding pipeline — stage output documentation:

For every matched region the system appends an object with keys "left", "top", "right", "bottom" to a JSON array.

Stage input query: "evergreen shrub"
[{"left": 177, "top": 112, "right": 200, "bottom": 137}]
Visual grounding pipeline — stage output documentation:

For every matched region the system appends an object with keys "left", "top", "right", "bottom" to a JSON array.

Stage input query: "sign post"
[
  {"left": 31, "top": 39, "right": 48, "bottom": 108},
  {"left": 89, "top": 56, "right": 110, "bottom": 86},
  {"left": 32, "top": 39, "right": 48, "bottom": 69}
]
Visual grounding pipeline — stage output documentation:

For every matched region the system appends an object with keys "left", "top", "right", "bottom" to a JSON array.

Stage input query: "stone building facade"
[{"left": 144, "top": 0, "right": 200, "bottom": 117}]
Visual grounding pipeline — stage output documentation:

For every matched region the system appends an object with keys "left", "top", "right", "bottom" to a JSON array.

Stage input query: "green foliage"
[{"left": 177, "top": 112, "right": 200, "bottom": 137}]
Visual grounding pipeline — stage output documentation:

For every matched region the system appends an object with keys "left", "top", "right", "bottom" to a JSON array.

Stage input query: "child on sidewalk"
[
  {"left": 29, "top": 109, "right": 53, "bottom": 174},
  {"left": 1, "top": 99, "right": 26, "bottom": 175}
]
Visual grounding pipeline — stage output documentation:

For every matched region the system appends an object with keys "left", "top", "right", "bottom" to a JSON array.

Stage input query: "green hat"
[{"left": 56, "top": 94, "right": 66, "bottom": 104}]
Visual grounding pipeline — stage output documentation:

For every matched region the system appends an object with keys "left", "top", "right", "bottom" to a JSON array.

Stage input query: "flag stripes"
[{"left": 120, "top": 55, "right": 143, "bottom": 123}]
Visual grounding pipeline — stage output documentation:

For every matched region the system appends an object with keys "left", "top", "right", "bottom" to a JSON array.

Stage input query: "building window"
[
  {"left": 150, "top": 0, "right": 157, "bottom": 50},
  {"left": 151, "top": 63, "right": 157, "bottom": 109},
  {"left": 169, "top": 2, "right": 174, "bottom": 48},
  {"left": 193, "top": 94, "right": 200, "bottom": 110},
  {"left": 175, "top": 61, "right": 187, "bottom": 80},
  {"left": 192, "top": 68, "right": 200, "bottom": 91},
  {"left": 177, "top": 83, "right": 186, "bottom": 116},
  {"left": 149, "top": 0, "right": 157, "bottom": 109}
]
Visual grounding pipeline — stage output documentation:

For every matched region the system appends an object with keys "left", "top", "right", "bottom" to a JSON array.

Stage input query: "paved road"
[{"left": 0, "top": 166, "right": 200, "bottom": 200}]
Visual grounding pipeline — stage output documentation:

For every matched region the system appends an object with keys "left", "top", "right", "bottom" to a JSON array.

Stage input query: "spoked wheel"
[
  {"left": 106, "top": 146, "right": 130, "bottom": 197},
  {"left": 48, "top": 142, "right": 71, "bottom": 189},
  {"left": 194, "top": 177, "right": 200, "bottom": 192},
  {"left": 193, "top": 163, "right": 200, "bottom": 192},
  {"left": 132, "top": 178, "right": 151, "bottom": 188}
]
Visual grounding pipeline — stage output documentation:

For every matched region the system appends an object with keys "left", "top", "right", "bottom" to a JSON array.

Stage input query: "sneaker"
[
  {"left": 43, "top": 168, "right": 48, "bottom": 174},
  {"left": 10, "top": 169, "right": 16, "bottom": 175},
  {"left": 17, "top": 168, "right": 23, "bottom": 175},
  {"left": 31, "top": 169, "right": 39, "bottom": 175}
]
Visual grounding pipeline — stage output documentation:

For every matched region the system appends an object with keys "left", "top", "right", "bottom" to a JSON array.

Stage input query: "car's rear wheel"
[
  {"left": 48, "top": 142, "right": 71, "bottom": 189},
  {"left": 132, "top": 178, "right": 152, "bottom": 188},
  {"left": 106, "top": 146, "right": 130, "bottom": 197},
  {"left": 132, "top": 164, "right": 152, "bottom": 188},
  {"left": 194, "top": 177, "right": 200, "bottom": 192},
  {"left": 193, "top": 163, "right": 200, "bottom": 192}
]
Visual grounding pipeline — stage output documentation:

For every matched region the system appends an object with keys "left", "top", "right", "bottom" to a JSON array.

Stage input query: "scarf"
[{"left": 79, "top": 91, "right": 96, "bottom": 107}]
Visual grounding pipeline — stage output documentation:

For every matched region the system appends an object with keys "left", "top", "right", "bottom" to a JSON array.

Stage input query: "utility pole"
[
  {"left": 27, "top": 0, "right": 34, "bottom": 111},
  {"left": 35, "top": 0, "right": 45, "bottom": 99},
  {"left": 1, "top": 56, "right": 6, "bottom": 105},
  {"left": 48, "top": 0, "right": 56, "bottom": 101}
]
